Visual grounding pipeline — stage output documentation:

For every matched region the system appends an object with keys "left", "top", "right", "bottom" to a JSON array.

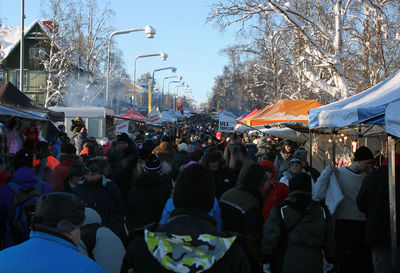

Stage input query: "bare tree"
[
  {"left": 208, "top": 0, "right": 400, "bottom": 101},
  {"left": 40, "top": 0, "right": 74, "bottom": 107}
]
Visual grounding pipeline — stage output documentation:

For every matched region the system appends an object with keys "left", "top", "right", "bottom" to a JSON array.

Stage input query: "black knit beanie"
[
  {"left": 354, "top": 146, "right": 373, "bottom": 161},
  {"left": 289, "top": 173, "right": 312, "bottom": 193},
  {"left": 173, "top": 164, "right": 215, "bottom": 213},
  {"left": 117, "top": 133, "right": 131, "bottom": 144},
  {"left": 143, "top": 153, "right": 162, "bottom": 175},
  {"left": 13, "top": 149, "right": 34, "bottom": 170}
]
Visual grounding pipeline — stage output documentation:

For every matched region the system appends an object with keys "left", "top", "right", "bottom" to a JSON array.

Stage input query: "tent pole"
[
  {"left": 309, "top": 129, "right": 313, "bottom": 168},
  {"left": 331, "top": 131, "right": 337, "bottom": 165},
  {"left": 388, "top": 135, "right": 398, "bottom": 271}
]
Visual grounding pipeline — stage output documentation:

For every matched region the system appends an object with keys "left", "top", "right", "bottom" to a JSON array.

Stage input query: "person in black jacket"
[
  {"left": 357, "top": 155, "right": 400, "bottom": 273},
  {"left": 202, "top": 148, "right": 236, "bottom": 199},
  {"left": 121, "top": 164, "right": 251, "bottom": 273},
  {"left": 73, "top": 157, "right": 126, "bottom": 242},
  {"left": 106, "top": 133, "right": 138, "bottom": 204},
  {"left": 126, "top": 154, "right": 171, "bottom": 234}
]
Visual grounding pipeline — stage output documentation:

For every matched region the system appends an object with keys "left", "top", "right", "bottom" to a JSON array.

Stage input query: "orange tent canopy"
[{"left": 241, "top": 99, "right": 321, "bottom": 126}]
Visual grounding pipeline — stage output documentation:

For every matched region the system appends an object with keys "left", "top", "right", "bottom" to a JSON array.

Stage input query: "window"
[
  {"left": 29, "top": 47, "right": 45, "bottom": 60},
  {"left": 88, "top": 118, "right": 102, "bottom": 139},
  {"left": 15, "top": 69, "right": 28, "bottom": 87}
]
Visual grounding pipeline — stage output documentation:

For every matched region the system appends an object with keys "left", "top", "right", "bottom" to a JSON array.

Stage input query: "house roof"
[
  {"left": 0, "top": 81, "right": 64, "bottom": 121},
  {"left": 0, "top": 20, "right": 86, "bottom": 71},
  {"left": 0, "top": 20, "right": 45, "bottom": 64}
]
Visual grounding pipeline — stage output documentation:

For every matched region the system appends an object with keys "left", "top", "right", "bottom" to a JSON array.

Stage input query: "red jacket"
[
  {"left": 48, "top": 154, "right": 81, "bottom": 191},
  {"left": 261, "top": 182, "right": 290, "bottom": 223}
]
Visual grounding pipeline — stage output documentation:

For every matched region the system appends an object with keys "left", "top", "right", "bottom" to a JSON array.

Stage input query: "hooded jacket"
[
  {"left": 122, "top": 208, "right": 251, "bottom": 273},
  {"left": 262, "top": 191, "right": 336, "bottom": 273},
  {"left": 0, "top": 167, "right": 52, "bottom": 249},
  {"left": 79, "top": 208, "right": 125, "bottom": 273},
  {"left": 219, "top": 160, "right": 265, "bottom": 271},
  {"left": 126, "top": 172, "right": 172, "bottom": 232}
]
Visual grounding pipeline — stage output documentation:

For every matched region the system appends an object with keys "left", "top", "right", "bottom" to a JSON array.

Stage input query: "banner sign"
[
  {"left": 115, "top": 121, "right": 129, "bottom": 134},
  {"left": 146, "top": 107, "right": 163, "bottom": 125},
  {"left": 218, "top": 113, "right": 236, "bottom": 133}
]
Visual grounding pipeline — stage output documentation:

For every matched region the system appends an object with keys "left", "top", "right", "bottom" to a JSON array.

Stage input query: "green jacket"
[{"left": 262, "top": 192, "right": 336, "bottom": 273}]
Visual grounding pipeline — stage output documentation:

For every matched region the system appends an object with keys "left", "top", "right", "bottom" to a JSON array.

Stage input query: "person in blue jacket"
[{"left": 0, "top": 192, "right": 105, "bottom": 273}]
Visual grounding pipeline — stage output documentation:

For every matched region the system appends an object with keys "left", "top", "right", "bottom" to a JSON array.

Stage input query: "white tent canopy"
[
  {"left": 309, "top": 70, "right": 400, "bottom": 137},
  {"left": 0, "top": 104, "right": 49, "bottom": 122},
  {"left": 161, "top": 111, "right": 177, "bottom": 122}
]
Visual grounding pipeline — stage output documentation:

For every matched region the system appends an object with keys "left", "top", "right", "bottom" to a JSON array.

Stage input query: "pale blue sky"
[{"left": 0, "top": 0, "right": 240, "bottom": 104}]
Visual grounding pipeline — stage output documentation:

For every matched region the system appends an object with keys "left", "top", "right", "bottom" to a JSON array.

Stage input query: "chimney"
[{"left": 42, "top": 19, "right": 58, "bottom": 33}]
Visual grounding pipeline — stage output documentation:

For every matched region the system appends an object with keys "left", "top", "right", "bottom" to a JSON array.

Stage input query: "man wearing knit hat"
[
  {"left": 122, "top": 164, "right": 251, "bottom": 273},
  {"left": 0, "top": 192, "right": 104, "bottom": 272},
  {"left": 313, "top": 146, "right": 374, "bottom": 273}
]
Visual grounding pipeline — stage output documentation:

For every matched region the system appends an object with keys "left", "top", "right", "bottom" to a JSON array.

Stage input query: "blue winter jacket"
[
  {"left": 0, "top": 167, "right": 52, "bottom": 249},
  {"left": 159, "top": 197, "right": 223, "bottom": 232},
  {"left": 0, "top": 231, "right": 105, "bottom": 273}
]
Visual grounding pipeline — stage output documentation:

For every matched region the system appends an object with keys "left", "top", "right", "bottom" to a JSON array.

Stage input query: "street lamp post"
[
  {"left": 167, "top": 80, "right": 184, "bottom": 109},
  {"left": 151, "top": 67, "right": 177, "bottom": 111},
  {"left": 162, "top": 75, "right": 182, "bottom": 110},
  {"left": 174, "top": 84, "right": 187, "bottom": 111},
  {"left": 105, "top": 25, "right": 156, "bottom": 107},
  {"left": 133, "top": 52, "right": 167, "bottom": 108}
]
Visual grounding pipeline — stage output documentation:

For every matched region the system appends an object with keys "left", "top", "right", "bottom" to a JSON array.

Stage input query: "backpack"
[
  {"left": 81, "top": 223, "right": 102, "bottom": 259},
  {"left": 6, "top": 181, "right": 45, "bottom": 243}
]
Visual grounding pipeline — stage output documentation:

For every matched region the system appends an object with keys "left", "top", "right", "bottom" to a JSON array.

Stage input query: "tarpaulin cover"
[
  {"left": 242, "top": 100, "right": 321, "bottom": 126},
  {"left": 115, "top": 108, "right": 145, "bottom": 122},
  {"left": 309, "top": 70, "right": 400, "bottom": 137},
  {"left": 238, "top": 108, "right": 258, "bottom": 121}
]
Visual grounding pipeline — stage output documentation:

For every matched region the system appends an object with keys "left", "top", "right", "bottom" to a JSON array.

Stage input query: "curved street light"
[
  {"left": 133, "top": 52, "right": 167, "bottom": 107},
  {"left": 167, "top": 80, "right": 184, "bottom": 110},
  {"left": 162, "top": 75, "right": 183, "bottom": 110},
  {"left": 150, "top": 67, "right": 177, "bottom": 111},
  {"left": 106, "top": 25, "right": 156, "bottom": 107}
]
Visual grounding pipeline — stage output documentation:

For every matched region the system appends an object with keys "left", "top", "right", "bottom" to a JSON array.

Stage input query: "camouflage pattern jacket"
[{"left": 121, "top": 207, "right": 251, "bottom": 273}]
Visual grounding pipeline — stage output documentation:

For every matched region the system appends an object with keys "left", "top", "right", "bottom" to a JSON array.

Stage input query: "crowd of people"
[{"left": 0, "top": 114, "right": 398, "bottom": 273}]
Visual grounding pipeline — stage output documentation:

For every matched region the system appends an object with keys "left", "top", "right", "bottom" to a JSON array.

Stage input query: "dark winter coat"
[
  {"left": 72, "top": 176, "right": 125, "bottom": 241},
  {"left": 262, "top": 192, "right": 336, "bottom": 273},
  {"left": 219, "top": 160, "right": 264, "bottom": 272},
  {"left": 245, "top": 142, "right": 258, "bottom": 161},
  {"left": 212, "top": 167, "right": 236, "bottom": 199},
  {"left": 107, "top": 145, "right": 138, "bottom": 203},
  {"left": 126, "top": 172, "right": 172, "bottom": 232},
  {"left": 171, "top": 151, "right": 191, "bottom": 180},
  {"left": 121, "top": 208, "right": 251, "bottom": 273},
  {"left": 224, "top": 142, "right": 247, "bottom": 171},
  {"left": 357, "top": 162, "right": 400, "bottom": 246}
]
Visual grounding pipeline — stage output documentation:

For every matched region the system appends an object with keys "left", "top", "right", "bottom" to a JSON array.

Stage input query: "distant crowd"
[{"left": 0, "top": 114, "right": 398, "bottom": 273}]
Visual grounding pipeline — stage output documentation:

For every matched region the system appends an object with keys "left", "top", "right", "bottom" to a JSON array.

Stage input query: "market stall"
[{"left": 309, "top": 70, "right": 400, "bottom": 271}]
